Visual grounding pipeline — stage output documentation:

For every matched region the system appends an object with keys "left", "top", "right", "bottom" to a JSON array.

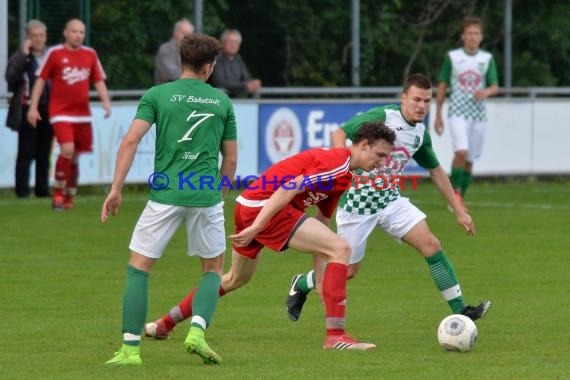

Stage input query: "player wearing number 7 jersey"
[
  {"left": 102, "top": 34, "right": 237, "bottom": 365},
  {"left": 285, "top": 73, "right": 491, "bottom": 324}
]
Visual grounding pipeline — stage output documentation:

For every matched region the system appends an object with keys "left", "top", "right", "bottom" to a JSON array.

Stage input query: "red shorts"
[
  {"left": 52, "top": 122, "right": 93, "bottom": 153},
  {"left": 233, "top": 202, "right": 308, "bottom": 259}
]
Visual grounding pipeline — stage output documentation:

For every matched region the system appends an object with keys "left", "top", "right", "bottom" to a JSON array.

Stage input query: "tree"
[{"left": 90, "top": 1, "right": 195, "bottom": 89}]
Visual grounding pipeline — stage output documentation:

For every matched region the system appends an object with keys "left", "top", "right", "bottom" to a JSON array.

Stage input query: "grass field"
[{"left": 1, "top": 180, "right": 569, "bottom": 379}]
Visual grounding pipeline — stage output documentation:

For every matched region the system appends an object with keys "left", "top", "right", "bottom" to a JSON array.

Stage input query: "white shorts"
[
  {"left": 336, "top": 197, "right": 426, "bottom": 264},
  {"left": 449, "top": 116, "right": 486, "bottom": 162},
  {"left": 129, "top": 200, "right": 226, "bottom": 259}
]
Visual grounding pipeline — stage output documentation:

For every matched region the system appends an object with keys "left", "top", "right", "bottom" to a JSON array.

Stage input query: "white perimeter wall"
[{"left": 431, "top": 98, "right": 569, "bottom": 175}]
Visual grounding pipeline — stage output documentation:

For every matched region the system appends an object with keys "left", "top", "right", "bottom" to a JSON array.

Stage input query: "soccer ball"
[{"left": 437, "top": 314, "right": 478, "bottom": 352}]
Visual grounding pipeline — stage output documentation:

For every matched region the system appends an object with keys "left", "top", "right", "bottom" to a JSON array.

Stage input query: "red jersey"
[
  {"left": 37, "top": 44, "right": 106, "bottom": 123},
  {"left": 238, "top": 148, "right": 353, "bottom": 218}
]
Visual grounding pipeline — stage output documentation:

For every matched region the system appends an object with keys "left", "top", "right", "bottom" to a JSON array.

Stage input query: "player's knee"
[
  {"left": 422, "top": 235, "right": 441, "bottom": 256},
  {"left": 454, "top": 150, "right": 468, "bottom": 161},
  {"left": 328, "top": 238, "right": 351, "bottom": 263}
]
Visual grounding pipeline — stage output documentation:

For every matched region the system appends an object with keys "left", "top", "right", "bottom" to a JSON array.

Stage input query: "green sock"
[
  {"left": 297, "top": 270, "right": 316, "bottom": 295},
  {"left": 191, "top": 272, "right": 221, "bottom": 330},
  {"left": 450, "top": 167, "right": 464, "bottom": 191},
  {"left": 425, "top": 251, "right": 464, "bottom": 314},
  {"left": 461, "top": 170, "right": 472, "bottom": 197},
  {"left": 122, "top": 265, "right": 149, "bottom": 346}
]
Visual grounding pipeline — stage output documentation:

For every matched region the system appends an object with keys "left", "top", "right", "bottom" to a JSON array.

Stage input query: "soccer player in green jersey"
[
  {"left": 102, "top": 34, "right": 237, "bottom": 365},
  {"left": 434, "top": 16, "right": 499, "bottom": 209},
  {"left": 285, "top": 74, "right": 491, "bottom": 325}
]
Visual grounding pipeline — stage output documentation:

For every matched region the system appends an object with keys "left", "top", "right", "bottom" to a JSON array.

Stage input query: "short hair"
[
  {"left": 462, "top": 16, "right": 484, "bottom": 33},
  {"left": 220, "top": 29, "right": 242, "bottom": 43},
  {"left": 353, "top": 122, "right": 396, "bottom": 146},
  {"left": 64, "top": 18, "right": 84, "bottom": 30},
  {"left": 174, "top": 18, "right": 194, "bottom": 33},
  {"left": 26, "top": 19, "right": 46, "bottom": 34},
  {"left": 403, "top": 73, "right": 432, "bottom": 93},
  {"left": 180, "top": 34, "right": 221, "bottom": 71}
]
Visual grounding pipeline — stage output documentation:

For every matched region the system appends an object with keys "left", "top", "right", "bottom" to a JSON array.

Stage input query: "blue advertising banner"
[
  {"left": 0, "top": 103, "right": 259, "bottom": 187},
  {"left": 258, "top": 103, "right": 429, "bottom": 175}
]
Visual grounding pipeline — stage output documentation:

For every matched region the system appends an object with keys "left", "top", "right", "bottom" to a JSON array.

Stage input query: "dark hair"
[
  {"left": 462, "top": 16, "right": 484, "bottom": 33},
  {"left": 403, "top": 73, "right": 432, "bottom": 94},
  {"left": 353, "top": 122, "right": 396, "bottom": 146},
  {"left": 180, "top": 34, "right": 221, "bottom": 72}
]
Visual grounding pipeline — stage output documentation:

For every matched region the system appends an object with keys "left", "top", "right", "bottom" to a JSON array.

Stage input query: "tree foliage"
[
  {"left": 90, "top": 2, "right": 194, "bottom": 89},
  {"left": 9, "top": 0, "right": 569, "bottom": 89}
]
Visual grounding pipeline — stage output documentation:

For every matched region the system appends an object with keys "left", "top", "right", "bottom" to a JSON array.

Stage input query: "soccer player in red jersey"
[
  {"left": 27, "top": 18, "right": 111, "bottom": 210},
  {"left": 145, "top": 121, "right": 396, "bottom": 351}
]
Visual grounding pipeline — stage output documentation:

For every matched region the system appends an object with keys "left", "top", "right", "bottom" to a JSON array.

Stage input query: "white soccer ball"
[{"left": 437, "top": 314, "right": 478, "bottom": 352}]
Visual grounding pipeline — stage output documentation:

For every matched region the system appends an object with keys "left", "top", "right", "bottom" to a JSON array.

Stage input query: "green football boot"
[
  {"left": 105, "top": 344, "right": 142, "bottom": 365},
  {"left": 184, "top": 326, "right": 222, "bottom": 365}
]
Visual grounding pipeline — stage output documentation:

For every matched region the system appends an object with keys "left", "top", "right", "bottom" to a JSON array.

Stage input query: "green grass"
[{"left": 1, "top": 180, "right": 569, "bottom": 379}]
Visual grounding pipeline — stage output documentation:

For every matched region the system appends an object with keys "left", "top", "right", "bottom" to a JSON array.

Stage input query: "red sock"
[
  {"left": 54, "top": 155, "right": 71, "bottom": 197},
  {"left": 322, "top": 262, "right": 348, "bottom": 336},
  {"left": 162, "top": 314, "right": 176, "bottom": 331},
  {"left": 163, "top": 286, "right": 226, "bottom": 330}
]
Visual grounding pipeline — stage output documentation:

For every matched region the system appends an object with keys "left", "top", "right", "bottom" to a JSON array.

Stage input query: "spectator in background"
[
  {"left": 434, "top": 16, "right": 499, "bottom": 209},
  {"left": 154, "top": 19, "right": 194, "bottom": 84},
  {"left": 5, "top": 19, "right": 53, "bottom": 198},
  {"left": 27, "top": 18, "right": 111, "bottom": 211},
  {"left": 209, "top": 29, "right": 261, "bottom": 97}
]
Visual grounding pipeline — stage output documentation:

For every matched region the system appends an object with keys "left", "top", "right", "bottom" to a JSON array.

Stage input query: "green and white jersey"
[
  {"left": 438, "top": 48, "right": 499, "bottom": 122},
  {"left": 135, "top": 78, "right": 237, "bottom": 207},
  {"left": 339, "top": 105, "right": 439, "bottom": 215}
]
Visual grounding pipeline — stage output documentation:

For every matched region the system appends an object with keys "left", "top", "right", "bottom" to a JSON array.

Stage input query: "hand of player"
[
  {"left": 434, "top": 116, "right": 444, "bottom": 136},
  {"left": 455, "top": 211, "right": 475, "bottom": 236},
  {"left": 26, "top": 107, "right": 41, "bottom": 128},
  {"left": 103, "top": 103, "right": 111, "bottom": 118},
  {"left": 101, "top": 191, "right": 122, "bottom": 223},
  {"left": 228, "top": 225, "right": 259, "bottom": 247},
  {"left": 474, "top": 89, "right": 488, "bottom": 101}
]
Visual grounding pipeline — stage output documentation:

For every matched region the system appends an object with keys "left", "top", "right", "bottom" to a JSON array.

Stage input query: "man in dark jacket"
[
  {"left": 5, "top": 19, "right": 52, "bottom": 198},
  {"left": 209, "top": 29, "right": 261, "bottom": 98}
]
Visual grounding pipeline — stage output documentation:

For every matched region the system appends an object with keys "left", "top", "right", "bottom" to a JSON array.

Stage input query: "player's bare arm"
[
  {"left": 229, "top": 175, "right": 306, "bottom": 246},
  {"left": 101, "top": 119, "right": 151, "bottom": 223},
  {"left": 474, "top": 84, "right": 500, "bottom": 101},
  {"left": 94, "top": 80, "right": 111, "bottom": 118},
  {"left": 434, "top": 82, "right": 447, "bottom": 135},
  {"left": 331, "top": 128, "right": 348, "bottom": 148},
  {"left": 219, "top": 140, "right": 238, "bottom": 199},
  {"left": 429, "top": 166, "right": 475, "bottom": 235}
]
